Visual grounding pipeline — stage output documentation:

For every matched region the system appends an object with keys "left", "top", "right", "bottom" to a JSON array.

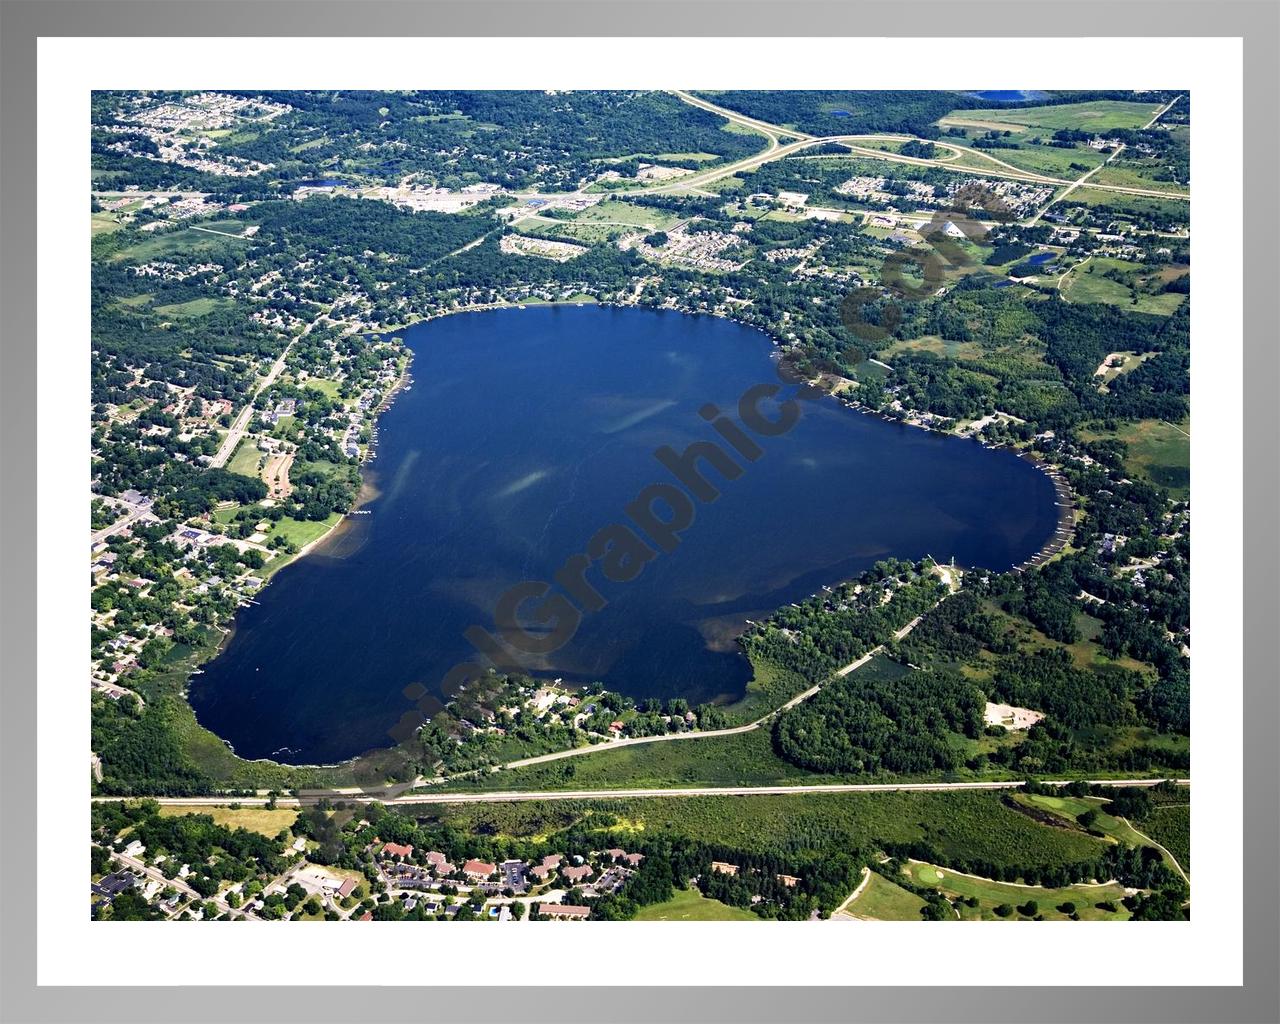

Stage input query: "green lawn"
[
  {"left": 108, "top": 226, "right": 247, "bottom": 264},
  {"left": 266, "top": 513, "right": 343, "bottom": 548},
  {"left": 845, "top": 871, "right": 926, "bottom": 920},
  {"left": 632, "top": 887, "right": 760, "bottom": 921},
  {"left": 902, "top": 861, "right": 1131, "bottom": 920},
  {"left": 225, "top": 439, "right": 263, "bottom": 477}
]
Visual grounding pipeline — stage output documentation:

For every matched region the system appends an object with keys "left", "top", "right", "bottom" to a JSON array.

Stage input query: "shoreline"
[{"left": 181, "top": 302, "right": 1074, "bottom": 775}]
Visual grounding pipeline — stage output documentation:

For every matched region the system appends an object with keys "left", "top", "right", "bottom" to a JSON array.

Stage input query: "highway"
[
  {"left": 94, "top": 778, "right": 1189, "bottom": 809},
  {"left": 654, "top": 91, "right": 1189, "bottom": 204}
]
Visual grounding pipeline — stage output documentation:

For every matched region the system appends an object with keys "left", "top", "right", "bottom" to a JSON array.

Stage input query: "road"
[
  {"left": 90, "top": 497, "right": 157, "bottom": 545},
  {"left": 96, "top": 777, "right": 1189, "bottom": 809},
  {"left": 1027, "top": 93, "right": 1185, "bottom": 227},
  {"left": 208, "top": 306, "right": 338, "bottom": 470},
  {"left": 208, "top": 340, "right": 298, "bottom": 469},
  {"left": 107, "top": 848, "right": 254, "bottom": 920},
  {"left": 499, "top": 603, "right": 936, "bottom": 773},
  {"left": 646, "top": 92, "right": 1188, "bottom": 204}
]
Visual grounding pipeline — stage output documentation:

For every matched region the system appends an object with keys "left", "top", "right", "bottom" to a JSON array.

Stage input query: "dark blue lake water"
[
  {"left": 189, "top": 306, "right": 1058, "bottom": 764},
  {"left": 967, "top": 90, "right": 1049, "bottom": 103}
]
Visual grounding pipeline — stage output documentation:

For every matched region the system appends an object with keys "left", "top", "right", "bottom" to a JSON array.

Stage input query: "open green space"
[
  {"left": 942, "top": 100, "right": 1165, "bottom": 133},
  {"left": 157, "top": 804, "right": 299, "bottom": 837},
  {"left": 1061, "top": 257, "right": 1188, "bottom": 316},
  {"left": 844, "top": 871, "right": 927, "bottom": 920},
  {"left": 632, "top": 886, "right": 761, "bottom": 921},
  {"left": 107, "top": 225, "right": 248, "bottom": 264},
  {"left": 225, "top": 439, "right": 263, "bottom": 477},
  {"left": 1077, "top": 418, "right": 1190, "bottom": 499},
  {"left": 154, "top": 297, "right": 235, "bottom": 319}
]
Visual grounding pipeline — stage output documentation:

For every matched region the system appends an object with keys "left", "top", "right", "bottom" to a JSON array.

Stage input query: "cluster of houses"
[
  {"left": 104, "top": 92, "right": 290, "bottom": 178},
  {"left": 626, "top": 223, "right": 747, "bottom": 273},
  {"left": 373, "top": 841, "right": 648, "bottom": 921}
]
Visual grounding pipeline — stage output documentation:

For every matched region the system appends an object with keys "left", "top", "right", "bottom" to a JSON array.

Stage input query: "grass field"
[
  {"left": 901, "top": 861, "right": 1131, "bottom": 920},
  {"left": 1060, "top": 187, "right": 1190, "bottom": 225},
  {"left": 632, "top": 887, "right": 760, "bottom": 921},
  {"left": 157, "top": 804, "right": 298, "bottom": 837},
  {"left": 845, "top": 871, "right": 927, "bottom": 920},
  {"left": 948, "top": 140, "right": 1106, "bottom": 180},
  {"left": 941, "top": 100, "right": 1165, "bottom": 133},
  {"left": 1089, "top": 161, "right": 1187, "bottom": 194},
  {"left": 225, "top": 439, "right": 263, "bottom": 477},
  {"left": 1077, "top": 418, "right": 1190, "bottom": 499},
  {"left": 1061, "top": 257, "right": 1188, "bottom": 316},
  {"left": 108, "top": 226, "right": 247, "bottom": 264},
  {"left": 153, "top": 297, "right": 234, "bottom": 319}
]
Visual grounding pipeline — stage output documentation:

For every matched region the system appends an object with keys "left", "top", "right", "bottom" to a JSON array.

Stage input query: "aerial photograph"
[{"left": 88, "top": 88, "right": 1191, "bottom": 924}]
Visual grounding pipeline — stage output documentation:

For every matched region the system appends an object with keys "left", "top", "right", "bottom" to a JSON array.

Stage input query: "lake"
[{"left": 189, "top": 306, "right": 1059, "bottom": 764}]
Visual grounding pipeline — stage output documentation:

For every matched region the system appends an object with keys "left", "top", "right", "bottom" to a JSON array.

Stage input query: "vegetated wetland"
[{"left": 189, "top": 305, "right": 1059, "bottom": 765}]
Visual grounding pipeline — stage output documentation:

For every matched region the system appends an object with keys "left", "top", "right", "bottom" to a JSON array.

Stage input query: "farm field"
[
  {"left": 632, "top": 887, "right": 760, "bottom": 921},
  {"left": 941, "top": 100, "right": 1165, "bottom": 133},
  {"left": 1077, "top": 417, "right": 1190, "bottom": 499},
  {"left": 901, "top": 861, "right": 1131, "bottom": 920}
]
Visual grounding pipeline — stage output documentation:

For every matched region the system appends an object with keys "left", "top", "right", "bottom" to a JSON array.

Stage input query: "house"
[
  {"left": 424, "top": 851, "right": 455, "bottom": 875},
  {"left": 623, "top": 852, "right": 644, "bottom": 868},
  {"left": 462, "top": 858, "right": 497, "bottom": 880},
  {"left": 336, "top": 878, "right": 358, "bottom": 900},
  {"left": 540, "top": 904, "right": 590, "bottom": 920},
  {"left": 123, "top": 839, "right": 146, "bottom": 859},
  {"left": 710, "top": 861, "right": 739, "bottom": 876},
  {"left": 604, "top": 848, "right": 627, "bottom": 862},
  {"left": 561, "top": 864, "right": 593, "bottom": 884},
  {"left": 776, "top": 874, "right": 800, "bottom": 888},
  {"left": 381, "top": 841, "right": 413, "bottom": 860}
]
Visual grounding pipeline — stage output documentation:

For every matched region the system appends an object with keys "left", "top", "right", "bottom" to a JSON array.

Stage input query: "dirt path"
[
  {"left": 831, "top": 866, "right": 872, "bottom": 919},
  {"left": 262, "top": 451, "right": 294, "bottom": 498}
]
